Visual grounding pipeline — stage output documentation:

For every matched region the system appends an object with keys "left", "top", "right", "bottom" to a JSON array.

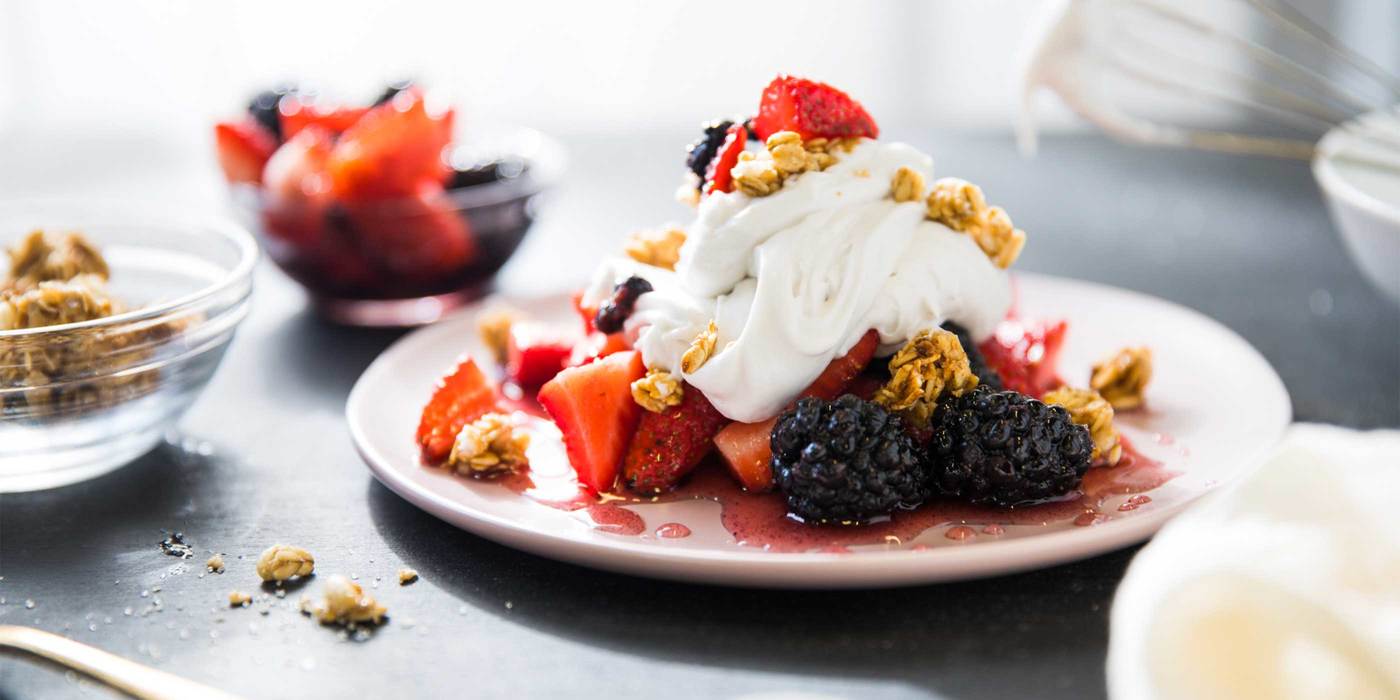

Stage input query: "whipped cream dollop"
[{"left": 584, "top": 139, "right": 1011, "bottom": 423}]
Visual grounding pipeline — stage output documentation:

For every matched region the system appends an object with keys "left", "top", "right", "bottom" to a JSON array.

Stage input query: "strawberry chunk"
[
  {"left": 571, "top": 291, "right": 597, "bottom": 334},
  {"left": 341, "top": 180, "right": 476, "bottom": 280},
  {"left": 260, "top": 125, "right": 337, "bottom": 248},
  {"left": 279, "top": 101, "right": 370, "bottom": 140},
  {"left": 506, "top": 322, "right": 579, "bottom": 387},
  {"left": 417, "top": 356, "right": 499, "bottom": 464},
  {"left": 979, "top": 319, "right": 1068, "bottom": 398},
  {"left": 327, "top": 88, "right": 454, "bottom": 200},
  {"left": 537, "top": 351, "right": 645, "bottom": 493},
  {"left": 713, "top": 330, "right": 879, "bottom": 491},
  {"left": 751, "top": 75, "right": 879, "bottom": 142},
  {"left": 567, "top": 331, "right": 630, "bottom": 367},
  {"left": 214, "top": 119, "right": 277, "bottom": 185},
  {"left": 623, "top": 386, "right": 730, "bottom": 494},
  {"left": 705, "top": 123, "right": 747, "bottom": 194}
]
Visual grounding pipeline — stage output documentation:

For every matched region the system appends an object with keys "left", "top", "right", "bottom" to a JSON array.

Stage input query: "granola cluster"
[
  {"left": 922, "top": 178, "right": 1026, "bottom": 269},
  {"left": 1042, "top": 386, "right": 1122, "bottom": 466},
  {"left": 679, "top": 320, "right": 719, "bottom": 374},
  {"left": 730, "top": 132, "right": 855, "bottom": 198},
  {"left": 873, "top": 329, "right": 981, "bottom": 429},
  {"left": 255, "top": 544, "right": 316, "bottom": 582},
  {"left": 890, "top": 166, "right": 926, "bottom": 203},
  {"left": 448, "top": 412, "right": 530, "bottom": 477},
  {"left": 306, "top": 575, "right": 387, "bottom": 626},
  {"left": 0, "top": 275, "right": 115, "bottom": 330},
  {"left": 476, "top": 308, "right": 516, "bottom": 365},
  {"left": 631, "top": 368, "right": 683, "bottom": 413},
  {"left": 1090, "top": 346, "right": 1152, "bottom": 410},
  {"left": 624, "top": 227, "right": 687, "bottom": 271},
  {"left": 4, "top": 230, "right": 109, "bottom": 290}
]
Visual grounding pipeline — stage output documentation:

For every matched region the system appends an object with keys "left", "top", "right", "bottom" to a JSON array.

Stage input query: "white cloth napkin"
[{"left": 1107, "top": 423, "right": 1400, "bottom": 700}]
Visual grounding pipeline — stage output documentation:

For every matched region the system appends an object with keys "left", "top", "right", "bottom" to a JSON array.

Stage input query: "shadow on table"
[
  {"left": 367, "top": 480, "right": 1135, "bottom": 700},
  {"left": 258, "top": 309, "right": 408, "bottom": 404}
]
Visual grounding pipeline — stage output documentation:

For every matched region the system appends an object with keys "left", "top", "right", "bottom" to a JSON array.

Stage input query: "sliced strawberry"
[
  {"left": 537, "top": 351, "right": 645, "bottom": 493},
  {"left": 713, "top": 330, "right": 880, "bottom": 491},
  {"left": 979, "top": 319, "right": 1068, "bottom": 398},
  {"left": 567, "top": 331, "right": 630, "bottom": 367},
  {"left": 623, "top": 386, "right": 730, "bottom": 494},
  {"left": 260, "top": 125, "right": 336, "bottom": 248},
  {"left": 417, "top": 356, "right": 499, "bottom": 464},
  {"left": 506, "top": 322, "right": 579, "bottom": 387},
  {"left": 214, "top": 119, "right": 277, "bottom": 185},
  {"left": 327, "top": 88, "right": 454, "bottom": 200},
  {"left": 279, "top": 100, "right": 371, "bottom": 140},
  {"left": 751, "top": 75, "right": 879, "bottom": 142},
  {"left": 341, "top": 180, "right": 476, "bottom": 280},
  {"left": 705, "top": 123, "right": 747, "bottom": 194}
]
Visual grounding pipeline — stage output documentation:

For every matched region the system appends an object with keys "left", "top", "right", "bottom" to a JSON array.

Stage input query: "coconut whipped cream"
[{"left": 584, "top": 139, "right": 1012, "bottom": 423}]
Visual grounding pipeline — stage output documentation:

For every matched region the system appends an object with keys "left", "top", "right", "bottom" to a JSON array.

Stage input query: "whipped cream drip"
[{"left": 585, "top": 139, "right": 1011, "bottom": 423}]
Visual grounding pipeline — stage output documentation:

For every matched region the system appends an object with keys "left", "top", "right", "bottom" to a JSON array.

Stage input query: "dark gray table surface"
[{"left": 2, "top": 132, "right": 1397, "bottom": 700}]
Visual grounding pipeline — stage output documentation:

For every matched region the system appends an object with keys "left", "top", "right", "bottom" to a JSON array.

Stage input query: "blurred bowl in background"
[
  {"left": 232, "top": 125, "right": 563, "bottom": 326},
  {"left": 1314, "top": 109, "right": 1400, "bottom": 305},
  {"left": 0, "top": 202, "right": 256, "bottom": 491}
]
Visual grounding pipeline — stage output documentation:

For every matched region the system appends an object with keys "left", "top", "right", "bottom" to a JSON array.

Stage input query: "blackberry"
[
  {"left": 684, "top": 119, "right": 734, "bottom": 184},
  {"left": 771, "top": 395, "right": 928, "bottom": 524},
  {"left": 593, "top": 276, "right": 652, "bottom": 334},
  {"left": 927, "top": 387, "right": 1093, "bottom": 507},
  {"left": 942, "top": 321, "right": 1002, "bottom": 390},
  {"left": 247, "top": 84, "right": 298, "bottom": 142}
]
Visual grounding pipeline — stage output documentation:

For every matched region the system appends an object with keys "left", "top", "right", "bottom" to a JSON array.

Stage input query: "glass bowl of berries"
[
  {"left": 0, "top": 201, "right": 256, "bottom": 491},
  {"left": 216, "top": 83, "right": 563, "bottom": 326}
]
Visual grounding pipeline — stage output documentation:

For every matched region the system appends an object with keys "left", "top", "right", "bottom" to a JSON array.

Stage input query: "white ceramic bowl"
[{"left": 1313, "top": 108, "right": 1400, "bottom": 304}]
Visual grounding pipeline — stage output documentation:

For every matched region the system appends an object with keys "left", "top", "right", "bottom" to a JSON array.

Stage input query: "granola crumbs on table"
[
  {"left": 679, "top": 321, "right": 719, "bottom": 374},
  {"left": 925, "top": 178, "right": 1026, "bottom": 268},
  {"left": 1042, "top": 386, "right": 1122, "bottom": 466},
  {"left": 308, "top": 575, "right": 387, "bottom": 625},
  {"left": 228, "top": 591, "right": 252, "bottom": 607},
  {"left": 397, "top": 569, "right": 419, "bottom": 585},
  {"left": 624, "top": 227, "right": 687, "bottom": 271},
  {"left": 448, "top": 413, "right": 529, "bottom": 476},
  {"left": 631, "top": 368, "right": 683, "bottom": 413},
  {"left": 256, "top": 544, "right": 315, "bottom": 582},
  {"left": 206, "top": 554, "right": 225, "bottom": 574},
  {"left": 873, "top": 329, "right": 980, "bottom": 429},
  {"left": 477, "top": 309, "right": 517, "bottom": 365},
  {"left": 1090, "top": 346, "right": 1152, "bottom": 410}
]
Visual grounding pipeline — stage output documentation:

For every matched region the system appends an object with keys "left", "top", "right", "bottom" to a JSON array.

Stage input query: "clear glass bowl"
[
  {"left": 0, "top": 202, "right": 256, "bottom": 491},
  {"left": 231, "top": 125, "right": 563, "bottom": 326}
]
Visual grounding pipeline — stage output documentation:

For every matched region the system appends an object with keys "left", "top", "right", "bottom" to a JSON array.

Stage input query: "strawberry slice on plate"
[
  {"left": 537, "top": 351, "right": 645, "bottom": 493},
  {"left": 417, "top": 356, "right": 499, "bottom": 464},
  {"left": 980, "top": 319, "right": 1068, "bottom": 398},
  {"left": 506, "top": 322, "right": 579, "bottom": 388},
  {"left": 713, "top": 330, "right": 879, "bottom": 491},
  {"left": 327, "top": 88, "right": 454, "bottom": 199},
  {"left": 751, "top": 75, "right": 879, "bottom": 142},
  {"left": 214, "top": 119, "right": 277, "bottom": 185},
  {"left": 623, "top": 385, "right": 730, "bottom": 494}
]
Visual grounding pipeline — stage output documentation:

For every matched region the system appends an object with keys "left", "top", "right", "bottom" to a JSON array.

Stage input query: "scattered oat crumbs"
[
  {"left": 397, "top": 569, "right": 419, "bottom": 585},
  {"left": 206, "top": 554, "right": 225, "bottom": 574},
  {"left": 308, "top": 575, "right": 387, "bottom": 625},
  {"left": 256, "top": 544, "right": 315, "bottom": 582},
  {"left": 228, "top": 591, "right": 251, "bottom": 607}
]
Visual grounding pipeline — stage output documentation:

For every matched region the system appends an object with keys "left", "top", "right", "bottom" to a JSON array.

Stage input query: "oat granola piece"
[
  {"left": 873, "top": 329, "right": 980, "bottom": 429},
  {"left": 624, "top": 227, "right": 687, "bottom": 271},
  {"left": 255, "top": 544, "right": 315, "bottom": 582},
  {"left": 765, "top": 131, "right": 810, "bottom": 175},
  {"left": 6, "top": 230, "right": 109, "bottom": 289},
  {"left": 228, "top": 590, "right": 252, "bottom": 607},
  {"left": 1042, "top": 386, "right": 1122, "bottom": 466},
  {"left": 890, "top": 166, "right": 926, "bottom": 203},
  {"left": 679, "top": 321, "right": 719, "bottom": 374},
  {"left": 477, "top": 309, "right": 517, "bottom": 365},
  {"left": 206, "top": 554, "right": 226, "bottom": 574},
  {"left": 397, "top": 569, "right": 418, "bottom": 585},
  {"left": 631, "top": 368, "right": 684, "bottom": 413},
  {"left": 925, "top": 178, "right": 1026, "bottom": 269},
  {"left": 1090, "top": 346, "right": 1152, "bottom": 410},
  {"left": 447, "top": 412, "right": 529, "bottom": 477},
  {"left": 0, "top": 275, "right": 115, "bottom": 330},
  {"left": 732, "top": 156, "right": 782, "bottom": 197},
  {"left": 310, "top": 574, "right": 386, "bottom": 625}
]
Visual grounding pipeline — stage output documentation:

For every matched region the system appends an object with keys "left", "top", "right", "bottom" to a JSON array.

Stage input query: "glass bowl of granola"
[{"left": 0, "top": 203, "right": 257, "bottom": 492}]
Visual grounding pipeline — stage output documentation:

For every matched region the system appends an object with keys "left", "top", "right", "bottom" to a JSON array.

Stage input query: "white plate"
[{"left": 347, "top": 273, "right": 1290, "bottom": 588}]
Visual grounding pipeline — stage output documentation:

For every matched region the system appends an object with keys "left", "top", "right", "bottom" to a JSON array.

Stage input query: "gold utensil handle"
[{"left": 0, "top": 625, "right": 244, "bottom": 700}]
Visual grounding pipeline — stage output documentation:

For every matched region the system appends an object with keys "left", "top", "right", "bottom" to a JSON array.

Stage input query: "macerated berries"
[
  {"left": 942, "top": 322, "right": 1002, "bottom": 391},
  {"left": 927, "top": 387, "right": 1093, "bottom": 507},
  {"left": 771, "top": 395, "right": 927, "bottom": 524},
  {"left": 593, "top": 276, "right": 653, "bottom": 334},
  {"left": 247, "top": 85, "right": 298, "bottom": 141},
  {"left": 685, "top": 119, "right": 734, "bottom": 185}
]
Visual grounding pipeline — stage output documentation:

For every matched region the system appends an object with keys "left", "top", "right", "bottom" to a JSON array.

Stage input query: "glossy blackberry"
[
  {"left": 684, "top": 119, "right": 734, "bottom": 184},
  {"left": 942, "top": 321, "right": 1002, "bottom": 390},
  {"left": 593, "top": 276, "right": 653, "bottom": 334},
  {"left": 247, "top": 85, "right": 297, "bottom": 141},
  {"left": 771, "top": 395, "right": 928, "bottom": 524},
  {"left": 927, "top": 387, "right": 1092, "bottom": 507}
]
